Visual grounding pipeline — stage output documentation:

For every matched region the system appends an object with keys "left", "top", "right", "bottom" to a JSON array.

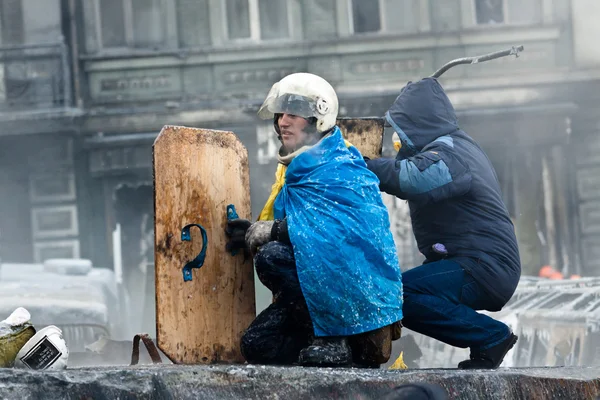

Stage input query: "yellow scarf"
[
  {"left": 258, "top": 163, "right": 287, "bottom": 221},
  {"left": 258, "top": 140, "right": 353, "bottom": 221}
]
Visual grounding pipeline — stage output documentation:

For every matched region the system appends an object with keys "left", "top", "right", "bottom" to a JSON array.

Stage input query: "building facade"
[{"left": 1, "top": 0, "right": 600, "bottom": 329}]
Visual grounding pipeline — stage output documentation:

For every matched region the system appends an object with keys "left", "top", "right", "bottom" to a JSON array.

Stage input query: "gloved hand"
[
  {"left": 225, "top": 218, "right": 252, "bottom": 256},
  {"left": 245, "top": 220, "right": 275, "bottom": 255}
]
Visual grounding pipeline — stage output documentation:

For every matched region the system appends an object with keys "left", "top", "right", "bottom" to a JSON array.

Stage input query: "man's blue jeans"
[{"left": 402, "top": 259, "right": 511, "bottom": 351}]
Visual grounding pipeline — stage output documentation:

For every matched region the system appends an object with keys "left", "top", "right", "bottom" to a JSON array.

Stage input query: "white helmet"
[
  {"left": 257, "top": 72, "right": 339, "bottom": 133},
  {"left": 14, "top": 325, "right": 69, "bottom": 370}
]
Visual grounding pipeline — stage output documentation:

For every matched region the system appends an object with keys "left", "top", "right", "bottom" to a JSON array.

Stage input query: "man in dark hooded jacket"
[{"left": 365, "top": 77, "right": 521, "bottom": 369}]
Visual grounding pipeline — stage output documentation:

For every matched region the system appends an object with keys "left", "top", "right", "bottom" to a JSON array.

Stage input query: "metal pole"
[
  {"left": 382, "top": 45, "right": 526, "bottom": 126},
  {"left": 431, "top": 45, "right": 524, "bottom": 79},
  {"left": 542, "top": 153, "right": 558, "bottom": 271}
]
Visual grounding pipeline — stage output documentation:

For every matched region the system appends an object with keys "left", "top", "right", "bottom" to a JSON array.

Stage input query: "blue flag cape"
[{"left": 274, "top": 127, "right": 403, "bottom": 337}]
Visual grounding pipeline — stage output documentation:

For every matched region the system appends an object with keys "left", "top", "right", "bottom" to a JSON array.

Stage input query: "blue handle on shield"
[
  {"left": 227, "top": 204, "right": 240, "bottom": 256},
  {"left": 227, "top": 204, "right": 239, "bottom": 220},
  {"left": 181, "top": 223, "right": 208, "bottom": 282}
]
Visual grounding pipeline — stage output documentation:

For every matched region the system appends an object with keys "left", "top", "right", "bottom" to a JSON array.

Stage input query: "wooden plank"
[
  {"left": 153, "top": 125, "right": 255, "bottom": 364},
  {"left": 336, "top": 117, "right": 385, "bottom": 159}
]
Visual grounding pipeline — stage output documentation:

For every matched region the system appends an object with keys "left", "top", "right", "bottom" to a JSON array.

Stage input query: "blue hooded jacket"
[{"left": 366, "top": 78, "right": 521, "bottom": 310}]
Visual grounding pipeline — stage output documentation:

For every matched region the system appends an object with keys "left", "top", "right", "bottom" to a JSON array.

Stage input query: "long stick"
[
  {"left": 431, "top": 45, "right": 524, "bottom": 78},
  {"left": 381, "top": 45, "right": 525, "bottom": 126}
]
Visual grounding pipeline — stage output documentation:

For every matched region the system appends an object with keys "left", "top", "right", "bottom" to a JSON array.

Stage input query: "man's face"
[{"left": 278, "top": 113, "right": 309, "bottom": 152}]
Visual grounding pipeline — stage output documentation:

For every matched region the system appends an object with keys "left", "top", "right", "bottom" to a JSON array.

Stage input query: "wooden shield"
[
  {"left": 337, "top": 117, "right": 385, "bottom": 159},
  {"left": 153, "top": 125, "right": 256, "bottom": 364}
]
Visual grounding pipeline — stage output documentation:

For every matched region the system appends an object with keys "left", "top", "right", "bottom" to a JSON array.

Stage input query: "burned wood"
[{"left": 336, "top": 117, "right": 386, "bottom": 159}]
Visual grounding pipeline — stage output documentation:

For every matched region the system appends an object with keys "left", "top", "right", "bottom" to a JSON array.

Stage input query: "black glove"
[
  {"left": 225, "top": 218, "right": 251, "bottom": 257},
  {"left": 271, "top": 218, "right": 291, "bottom": 244},
  {"left": 245, "top": 220, "right": 275, "bottom": 255}
]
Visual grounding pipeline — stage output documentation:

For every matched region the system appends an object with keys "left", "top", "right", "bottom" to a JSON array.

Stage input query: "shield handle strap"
[
  {"left": 130, "top": 333, "right": 163, "bottom": 365},
  {"left": 181, "top": 223, "right": 208, "bottom": 282},
  {"left": 226, "top": 204, "right": 240, "bottom": 256}
]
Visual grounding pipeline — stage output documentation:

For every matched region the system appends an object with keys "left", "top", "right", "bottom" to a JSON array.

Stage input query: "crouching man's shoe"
[
  {"left": 458, "top": 333, "right": 518, "bottom": 369},
  {"left": 298, "top": 336, "right": 352, "bottom": 367}
]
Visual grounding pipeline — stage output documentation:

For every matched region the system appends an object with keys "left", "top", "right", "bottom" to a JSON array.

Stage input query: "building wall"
[
  {"left": 571, "top": 0, "right": 600, "bottom": 68},
  {"left": 0, "top": 134, "right": 79, "bottom": 263},
  {"left": 0, "top": 0, "right": 598, "bottom": 336},
  {"left": 573, "top": 107, "right": 600, "bottom": 275},
  {"left": 569, "top": 0, "right": 600, "bottom": 276},
  {"left": 75, "top": 0, "right": 585, "bottom": 278},
  {"left": 0, "top": 0, "right": 77, "bottom": 263},
  {"left": 2, "top": 0, "right": 600, "bottom": 282},
  {"left": 77, "top": 0, "right": 563, "bottom": 111}
]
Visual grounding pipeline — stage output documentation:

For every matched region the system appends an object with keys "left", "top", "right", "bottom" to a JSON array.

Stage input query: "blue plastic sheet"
[{"left": 274, "top": 127, "right": 403, "bottom": 336}]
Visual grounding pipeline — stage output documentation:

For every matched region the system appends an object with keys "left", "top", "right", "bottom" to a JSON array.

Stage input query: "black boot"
[
  {"left": 458, "top": 333, "right": 518, "bottom": 369},
  {"left": 298, "top": 336, "right": 353, "bottom": 367}
]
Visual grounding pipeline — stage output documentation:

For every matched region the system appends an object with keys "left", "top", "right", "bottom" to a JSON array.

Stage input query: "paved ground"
[{"left": 1, "top": 364, "right": 599, "bottom": 399}]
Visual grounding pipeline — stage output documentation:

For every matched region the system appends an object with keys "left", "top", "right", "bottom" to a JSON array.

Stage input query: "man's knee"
[
  {"left": 399, "top": 292, "right": 419, "bottom": 319},
  {"left": 400, "top": 265, "right": 430, "bottom": 295},
  {"left": 401, "top": 276, "right": 418, "bottom": 295},
  {"left": 254, "top": 241, "right": 296, "bottom": 292},
  {"left": 254, "top": 241, "right": 292, "bottom": 272}
]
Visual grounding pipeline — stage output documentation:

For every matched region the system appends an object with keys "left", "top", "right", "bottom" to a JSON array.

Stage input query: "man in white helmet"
[{"left": 226, "top": 73, "right": 403, "bottom": 367}]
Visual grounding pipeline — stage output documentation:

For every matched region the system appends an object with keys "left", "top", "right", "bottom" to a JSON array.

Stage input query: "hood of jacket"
[{"left": 385, "top": 77, "right": 459, "bottom": 154}]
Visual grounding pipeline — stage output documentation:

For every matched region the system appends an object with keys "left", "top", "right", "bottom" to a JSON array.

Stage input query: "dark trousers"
[
  {"left": 240, "top": 241, "right": 313, "bottom": 365},
  {"left": 401, "top": 259, "right": 511, "bottom": 352}
]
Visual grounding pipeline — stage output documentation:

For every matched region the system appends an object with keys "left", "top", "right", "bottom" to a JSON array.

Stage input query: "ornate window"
[
  {"left": 474, "top": 0, "right": 505, "bottom": 24},
  {"left": 470, "top": 0, "right": 543, "bottom": 26},
  {"left": 348, "top": 0, "right": 431, "bottom": 35},
  {"left": 0, "top": 0, "right": 24, "bottom": 44},
  {"left": 350, "top": 0, "right": 382, "bottom": 33},
  {"left": 224, "top": 0, "right": 290, "bottom": 41},
  {"left": 95, "top": 0, "right": 165, "bottom": 49}
]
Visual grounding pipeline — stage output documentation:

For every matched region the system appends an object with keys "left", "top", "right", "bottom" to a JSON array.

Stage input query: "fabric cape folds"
[{"left": 270, "top": 127, "right": 403, "bottom": 337}]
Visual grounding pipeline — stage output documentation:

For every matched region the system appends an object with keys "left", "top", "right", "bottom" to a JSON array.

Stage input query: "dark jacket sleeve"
[{"left": 366, "top": 142, "right": 472, "bottom": 205}]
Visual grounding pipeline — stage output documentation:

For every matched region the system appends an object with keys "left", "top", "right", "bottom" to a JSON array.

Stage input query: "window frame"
[
  {"left": 344, "top": 0, "right": 431, "bottom": 36},
  {"left": 92, "top": 0, "right": 168, "bottom": 50},
  {"left": 465, "top": 0, "right": 552, "bottom": 28},
  {"left": 222, "top": 0, "right": 293, "bottom": 43},
  {"left": 0, "top": 0, "right": 25, "bottom": 45},
  {"left": 472, "top": 0, "right": 509, "bottom": 26},
  {"left": 347, "top": 0, "right": 386, "bottom": 35}
]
